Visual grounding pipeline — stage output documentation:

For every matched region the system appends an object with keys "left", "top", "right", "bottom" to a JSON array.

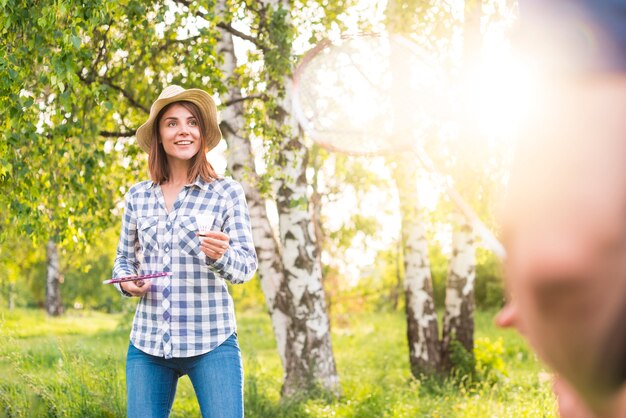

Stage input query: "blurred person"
[
  {"left": 497, "top": 1, "right": 626, "bottom": 416},
  {"left": 112, "top": 85, "right": 257, "bottom": 418}
]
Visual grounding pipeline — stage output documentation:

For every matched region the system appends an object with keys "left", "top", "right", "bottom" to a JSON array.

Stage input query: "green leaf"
[{"left": 71, "top": 34, "right": 81, "bottom": 49}]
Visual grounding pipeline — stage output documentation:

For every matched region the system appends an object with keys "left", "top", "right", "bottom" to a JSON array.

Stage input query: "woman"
[{"left": 112, "top": 85, "right": 257, "bottom": 418}]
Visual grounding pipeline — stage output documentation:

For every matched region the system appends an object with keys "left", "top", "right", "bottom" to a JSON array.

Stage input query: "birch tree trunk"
[
  {"left": 46, "top": 239, "right": 63, "bottom": 316},
  {"left": 233, "top": 0, "right": 340, "bottom": 396},
  {"left": 260, "top": 1, "right": 340, "bottom": 390},
  {"left": 8, "top": 282, "right": 15, "bottom": 311},
  {"left": 273, "top": 85, "right": 340, "bottom": 396},
  {"left": 441, "top": 216, "right": 476, "bottom": 370},
  {"left": 439, "top": 0, "right": 482, "bottom": 371},
  {"left": 215, "top": 14, "right": 290, "bottom": 368},
  {"left": 393, "top": 157, "right": 440, "bottom": 376}
]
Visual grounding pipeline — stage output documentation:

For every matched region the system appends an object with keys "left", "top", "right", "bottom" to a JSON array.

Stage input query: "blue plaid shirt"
[{"left": 113, "top": 177, "right": 257, "bottom": 359}]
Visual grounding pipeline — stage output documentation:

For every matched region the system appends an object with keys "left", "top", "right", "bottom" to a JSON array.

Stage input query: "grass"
[{"left": 0, "top": 307, "right": 557, "bottom": 417}]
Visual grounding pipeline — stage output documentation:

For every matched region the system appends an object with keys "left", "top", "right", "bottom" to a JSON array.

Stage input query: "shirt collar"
[
  {"left": 147, "top": 176, "right": 210, "bottom": 191},
  {"left": 188, "top": 176, "right": 210, "bottom": 191}
]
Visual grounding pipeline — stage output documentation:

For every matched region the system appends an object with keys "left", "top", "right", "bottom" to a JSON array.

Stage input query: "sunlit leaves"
[{"left": 0, "top": 0, "right": 357, "bottom": 279}]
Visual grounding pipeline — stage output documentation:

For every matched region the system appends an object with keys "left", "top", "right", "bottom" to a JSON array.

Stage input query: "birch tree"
[
  {"left": 392, "top": 156, "right": 441, "bottom": 375},
  {"left": 441, "top": 216, "right": 476, "bottom": 369},
  {"left": 385, "top": 0, "right": 493, "bottom": 376},
  {"left": 440, "top": 0, "right": 483, "bottom": 369},
  {"left": 214, "top": 0, "right": 290, "bottom": 368},
  {"left": 255, "top": 1, "right": 340, "bottom": 396}
]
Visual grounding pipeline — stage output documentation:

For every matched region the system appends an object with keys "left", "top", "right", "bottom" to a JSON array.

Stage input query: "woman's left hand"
[{"left": 198, "top": 230, "right": 230, "bottom": 260}]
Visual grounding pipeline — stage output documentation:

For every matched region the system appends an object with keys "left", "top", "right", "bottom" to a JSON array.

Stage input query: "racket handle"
[{"left": 412, "top": 147, "right": 507, "bottom": 260}]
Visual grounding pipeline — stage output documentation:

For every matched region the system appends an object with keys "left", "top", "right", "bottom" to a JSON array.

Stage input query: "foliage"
[
  {"left": 474, "top": 336, "right": 507, "bottom": 384},
  {"left": 430, "top": 246, "right": 505, "bottom": 311},
  {"left": 339, "top": 243, "right": 504, "bottom": 315},
  {"left": 474, "top": 248, "right": 505, "bottom": 309},
  {"left": 227, "top": 272, "right": 266, "bottom": 312},
  {"left": 0, "top": 0, "right": 238, "bottom": 302},
  {"left": 0, "top": 0, "right": 148, "bottom": 249},
  {"left": 333, "top": 246, "right": 404, "bottom": 314},
  {"left": 386, "top": 0, "right": 457, "bottom": 45},
  {"left": 448, "top": 339, "right": 476, "bottom": 381},
  {"left": 0, "top": 227, "right": 131, "bottom": 312},
  {"left": 447, "top": 336, "right": 507, "bottom": 387},
  {"left": 0, "top": 308, "right": 556, "bottom": 417},
  {"left": 0, "top": 230, "right": 45, "bottom": 307},
  {"left": 0, "top": 0, "right": 359, "bottom": 308},
  {"left": 427, "top": 244, "right": 449, "bottom": 307}
]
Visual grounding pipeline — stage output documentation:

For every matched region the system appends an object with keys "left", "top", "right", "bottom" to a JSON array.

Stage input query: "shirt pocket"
[
  {"left": 178, "top": 216, "right": 205, "bottom": 261},
  {"left": 138, "top": 216, "right": 159, "bottom": 254}
]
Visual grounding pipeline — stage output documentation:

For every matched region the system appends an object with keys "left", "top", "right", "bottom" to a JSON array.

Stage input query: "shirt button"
[
  {"left": 166, "top": 222, "right": 171, "bottom": 228},
  {"left": 165, "top": 246, "right": 169, "bottom": 253}
]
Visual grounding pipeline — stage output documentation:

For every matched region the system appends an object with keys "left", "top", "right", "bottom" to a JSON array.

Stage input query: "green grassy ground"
[{"left": 0, "top": 308, "right": 556, "bottom": 417}]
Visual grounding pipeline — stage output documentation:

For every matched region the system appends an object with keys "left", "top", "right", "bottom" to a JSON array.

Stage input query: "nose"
[{"left": 179, "top": 123, "right": 190, "bottom": 134}]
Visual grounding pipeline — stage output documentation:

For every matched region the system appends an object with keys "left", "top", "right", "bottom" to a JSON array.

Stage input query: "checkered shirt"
[{"left": 112, "top": 177, "right": 257, "bottom": 359}]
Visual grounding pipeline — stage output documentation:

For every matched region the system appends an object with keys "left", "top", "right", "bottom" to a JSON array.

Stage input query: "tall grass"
[{"left": 0, "top": 308, "right": 556, "bottom": 417}]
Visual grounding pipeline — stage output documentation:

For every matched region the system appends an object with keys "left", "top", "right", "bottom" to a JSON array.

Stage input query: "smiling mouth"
[{"left": 174, "top": 140, "right": 193, "bottom": 145}]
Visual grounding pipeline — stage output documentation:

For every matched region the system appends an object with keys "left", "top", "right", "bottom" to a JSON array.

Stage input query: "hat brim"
[{"left": 136, "top": 88, "right": 222, "bottom": 153}]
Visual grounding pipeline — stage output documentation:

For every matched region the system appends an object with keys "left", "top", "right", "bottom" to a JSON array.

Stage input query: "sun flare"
[{"left": 468, "top": 46, "right": 541, "bottom": 145}]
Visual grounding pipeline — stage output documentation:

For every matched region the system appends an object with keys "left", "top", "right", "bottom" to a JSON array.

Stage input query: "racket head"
[
  {"left": 293, "top": 33, "right": 450, "bottom": 156},
  {"left": 103, "top": 272, "right": 172, "bottom": 285}
]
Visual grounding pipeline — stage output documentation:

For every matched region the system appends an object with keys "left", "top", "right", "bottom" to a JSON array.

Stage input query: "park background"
[{"left": 0, "top": 0, "right": 557, "bottom": 416}]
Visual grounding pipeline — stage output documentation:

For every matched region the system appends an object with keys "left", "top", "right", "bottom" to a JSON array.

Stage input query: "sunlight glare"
[{"left": 468, "top": 46, "right": 540, "bottom": 144}]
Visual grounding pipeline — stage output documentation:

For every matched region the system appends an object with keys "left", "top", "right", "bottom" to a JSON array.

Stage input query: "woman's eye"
[
  {"left": 189, "top": 120, "right": 198, "bottom": 126},
  {"left": 167, "top": 121, "right": 176, "bottom": 127}
]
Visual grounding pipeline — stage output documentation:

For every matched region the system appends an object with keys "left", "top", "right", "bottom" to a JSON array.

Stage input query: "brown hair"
[{"left": 148, "top": 101, "right": 219, "bottom": 184}]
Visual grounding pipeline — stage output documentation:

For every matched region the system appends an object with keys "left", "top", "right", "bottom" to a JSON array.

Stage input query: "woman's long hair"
[{"left": 148, "top": 101, "right": 219, "bottom": 184}]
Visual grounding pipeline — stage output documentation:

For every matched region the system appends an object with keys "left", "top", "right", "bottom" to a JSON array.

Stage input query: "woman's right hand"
[{"left": 120, "top": 280, "right": 151, "bottom": 297}]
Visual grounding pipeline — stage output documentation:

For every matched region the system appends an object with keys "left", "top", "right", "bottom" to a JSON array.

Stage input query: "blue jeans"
[{"left": 126, "top": 333, "right": 243, "bottom": 418}]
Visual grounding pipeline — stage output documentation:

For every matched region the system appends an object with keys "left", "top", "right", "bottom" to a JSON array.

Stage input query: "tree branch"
[
  {"left": 92, "top": 22, "right": 113, "bottom": 74},
  {"left": 216, "top": 22, "right": 265, "bottom": 50},
  {"left": 100, "top": 78, "right": 150, "bottom": 113},
  {"left": 223, "top": 94, "right": 268, "bottom": 107},
  {"left": 172, "top": 0, "right": 265, "bottom": 50},
  {"left": 157, "top": 34, "right": 202, "bottom": 53},
  {"left": 100, "top": 130, "right": 136, "bottom": 138}
]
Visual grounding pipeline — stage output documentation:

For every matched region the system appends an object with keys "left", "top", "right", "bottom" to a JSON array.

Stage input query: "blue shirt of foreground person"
[
  {"left": 498, "top": 1, "right": 626, "bottom": 417},
  {"left": 112, "top": 85, "right": 257, "bottom": 418}
]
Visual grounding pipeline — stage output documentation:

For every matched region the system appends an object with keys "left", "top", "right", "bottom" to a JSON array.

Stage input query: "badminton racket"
[
  {"left": 292, "top": 33, "right": 506, "bottom": 259},
  {"left": 103, "top": 272, "right": 172, "bottom": 285}
]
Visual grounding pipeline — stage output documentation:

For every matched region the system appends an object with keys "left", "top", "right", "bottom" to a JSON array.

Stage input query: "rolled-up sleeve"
[{"left": 207, "top": 182, "right": 258, "bottom": 284}]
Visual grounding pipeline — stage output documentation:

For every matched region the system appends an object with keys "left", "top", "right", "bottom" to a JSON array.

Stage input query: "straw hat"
[{"left": 135, "top": 85, "right": 222, "bottom": 153}]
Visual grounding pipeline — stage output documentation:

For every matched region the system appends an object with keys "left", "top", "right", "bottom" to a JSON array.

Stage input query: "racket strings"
[{"left": 294, "top": 34, "right": 446, "bottom": 156}]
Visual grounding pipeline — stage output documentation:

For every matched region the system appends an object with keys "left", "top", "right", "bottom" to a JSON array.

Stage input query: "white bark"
[
  {"left": 441, "top": 215, "right": 476, "bottom": 368},
  {"left": 261, "top": 58, "right": 339, "bottom": 394},
  {"left": 274, "top": 89, "right": 340, "bottom": 395},
  {"left": 215, "top": 10, "right": 289, "bottom": 368},
  {"left": 393, "top": 157, "right": 440, "bottom": 375},
  {"left": 218, "top": 0, "right": 340, "bottom": 395},
  {"left": 439, "top": 0, "right": 481, "bottom": 369},
  {"left": 46, "top": 239, "right": 63, "bottom": 316}
]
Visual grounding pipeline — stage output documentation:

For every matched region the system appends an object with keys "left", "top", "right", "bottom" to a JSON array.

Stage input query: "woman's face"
[{"left": 158, "top": 103, "right": 202, "bottom": 163}]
